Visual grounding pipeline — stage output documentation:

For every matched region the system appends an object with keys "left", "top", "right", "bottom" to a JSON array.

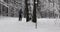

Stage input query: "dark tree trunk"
[
  {"left": 25, "top": 0, "right": 30, "bottom": 22},
  {"left": 0, "top": 4, "right": 1, "bottom": 15},
  {"left": 3, "top": 0, "right": 8, "bottom": 16},
  {"left": 32, "top": 0, "right": 37, "bottom": 23}
]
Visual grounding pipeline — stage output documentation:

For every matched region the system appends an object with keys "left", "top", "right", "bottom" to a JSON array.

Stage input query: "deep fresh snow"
[{"left": 0, "top": 16, "right": 60, "bottom": 32}]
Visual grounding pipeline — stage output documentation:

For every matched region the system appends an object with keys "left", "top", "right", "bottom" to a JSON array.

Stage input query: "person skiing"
[{"left": 19, "top": 9, "right": 22, "bottom": 21}]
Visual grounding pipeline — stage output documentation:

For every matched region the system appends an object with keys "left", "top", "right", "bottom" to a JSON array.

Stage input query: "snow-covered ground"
[{"left": 0, "top": 16, "right": 60, "bottom": 32}]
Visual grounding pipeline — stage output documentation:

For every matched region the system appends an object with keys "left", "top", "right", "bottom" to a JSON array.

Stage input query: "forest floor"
[{"left": 0, "top": 16, "right": 60, "bottom": 32}]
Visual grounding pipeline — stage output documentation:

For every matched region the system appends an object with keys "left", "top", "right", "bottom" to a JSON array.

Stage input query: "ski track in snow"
[{"left": 0, "top": 16, "right": 60, "bottom": 32}]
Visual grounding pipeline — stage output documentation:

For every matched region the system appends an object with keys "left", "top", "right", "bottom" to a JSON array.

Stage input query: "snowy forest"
[
  {"left": 0, "top": 0, "right": 60, "bottom": 18},
  {"left": 0, "top": 0, "right": 60, "bottom": 32}
]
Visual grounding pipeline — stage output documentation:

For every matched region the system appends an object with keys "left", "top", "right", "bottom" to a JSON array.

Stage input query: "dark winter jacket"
[{"left": 19, "top": 9, "right": 22, "bottom": 15}]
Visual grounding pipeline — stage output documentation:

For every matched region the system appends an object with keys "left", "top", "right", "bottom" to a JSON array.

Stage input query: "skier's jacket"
[{"left": 19, "top": 9, "right": 22, "bottom": 15}]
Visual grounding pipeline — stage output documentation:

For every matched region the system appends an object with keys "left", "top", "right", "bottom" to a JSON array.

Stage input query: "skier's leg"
[
  {"left": 19, "top": 15, "right": 21, "bottom": 21},
  {"left": 20, "top": 15, "right": 22, "bottom": 21}
]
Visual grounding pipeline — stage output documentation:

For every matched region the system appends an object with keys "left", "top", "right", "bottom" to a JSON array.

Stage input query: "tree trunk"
[
  {"left": 32, "top": 0, "right": 37, "bottom": 23},
  {"left": 25, "top": 0, "right": 30, "bottom": 22}
]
